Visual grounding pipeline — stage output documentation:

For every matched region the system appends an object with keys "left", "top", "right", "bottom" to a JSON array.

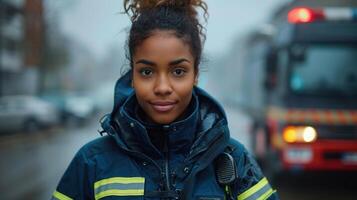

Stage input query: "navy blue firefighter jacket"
[{"left": 52, "top": 70, "right": 279, "bottom": 200}]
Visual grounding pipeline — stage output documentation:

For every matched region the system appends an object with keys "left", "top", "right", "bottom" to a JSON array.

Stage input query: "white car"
[
  {"left": 0, "top": 95, "right": 60, "bottom": 133},
  {"left": 64, "top": 95, "right": 96, "bottom": 123}
]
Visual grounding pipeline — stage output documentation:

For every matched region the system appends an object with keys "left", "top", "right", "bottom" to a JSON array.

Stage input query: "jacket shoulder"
[
  {"left": 78, "top": 135, "right": 119, "bottom": 160},
  {"left": 227, "top": 138, "right": 246, "bottom": 155},
  {"left": 227, "top": 138, "right": 264, "bottom": 179},
  {"left": 227, "top": 138, "right": 279, "bottom": 199}
]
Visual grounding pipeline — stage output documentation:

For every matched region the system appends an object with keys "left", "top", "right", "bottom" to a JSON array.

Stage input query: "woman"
[{"left": 52, "top": 0, "right": 278, "bottom": 199}]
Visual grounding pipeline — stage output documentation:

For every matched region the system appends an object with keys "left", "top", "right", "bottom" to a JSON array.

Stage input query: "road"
[
  {"left": 0, "top": 105, "right": 356, "bottom": 200},
  {"left": 0, "top": 120, "right": 98, "bottom": 200}
]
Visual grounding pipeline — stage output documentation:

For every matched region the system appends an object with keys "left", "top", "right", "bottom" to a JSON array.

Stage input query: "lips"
[{"left": 150, "top": 101, "right": 177, "bottom": 112}]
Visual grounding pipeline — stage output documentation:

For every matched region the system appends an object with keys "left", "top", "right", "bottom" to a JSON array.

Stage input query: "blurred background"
[{"left": 1, "top": 0, "right": 357, "bottom": 199}]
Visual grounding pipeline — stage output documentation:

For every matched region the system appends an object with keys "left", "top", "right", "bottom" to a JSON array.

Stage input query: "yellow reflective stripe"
[
  {"left": 257, "top": 189, "right": 276, "bottom": 200},
  {"left": 94, "top": 177, "right": 145, "bottom": 200},
  {"left": 94, "top": 177, "right": 145, "bottom": 189},
  {"left": 52, "top": 190, "right": 73, "bottom": 200},
  {"left": 237, "top": 177, "right": 269, "bottom": 200},
  {"left": 95, "top": 189, "right": 144, "bottom": 200}
]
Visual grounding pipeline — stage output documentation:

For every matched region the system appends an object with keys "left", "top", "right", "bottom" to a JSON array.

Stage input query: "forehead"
[{"left": 133, "top": 31, "right": 194, "bottom": 62}]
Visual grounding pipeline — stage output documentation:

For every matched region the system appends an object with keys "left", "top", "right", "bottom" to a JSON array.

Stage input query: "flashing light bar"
[{"left": 288, "top": 7, "right": 357, "bottom": 24}]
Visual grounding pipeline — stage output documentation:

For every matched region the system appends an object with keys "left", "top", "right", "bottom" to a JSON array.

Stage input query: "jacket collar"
[{"left": 113, "top": 91, "right": 199, "bottom": 158}]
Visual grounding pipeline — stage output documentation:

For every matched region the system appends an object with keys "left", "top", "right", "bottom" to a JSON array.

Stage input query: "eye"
[
  {"left": 172, "top": 68, "right": 186, "bottom": 77},
  {"left": 140, "top": 68, "right": 153, "bottom": 77}
]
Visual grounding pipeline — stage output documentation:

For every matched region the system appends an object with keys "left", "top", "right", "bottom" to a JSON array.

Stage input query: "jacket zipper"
[
  {"left": 112, "top": 119, "right": 163, "bottom": 173},
  {"left": 163, "top": 130, "right": 171, "bottom": 192},
  {"left": 113, "top": 119, "right": 174, "bottom": 197},
  {"left": 112, "top": 131, "right": 162, "bottom": 174}
]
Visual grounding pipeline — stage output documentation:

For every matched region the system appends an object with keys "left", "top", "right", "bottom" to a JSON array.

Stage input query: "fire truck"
[{"left": 241, "top": 0, "right": 357, "bottom": 178}]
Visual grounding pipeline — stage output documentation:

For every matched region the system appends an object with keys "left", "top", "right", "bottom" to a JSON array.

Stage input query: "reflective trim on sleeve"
[
  {"left": 259, "top": 189, "right": 277, "bottom": 200},
  {"left": 237, "top": 177, "right": 275, "bottom": 200},
  {"left": 94, "top": 177, "right": 145, "bottom": 200},
  {"left": 52, "top": 190, "right": 73, "bottom": 200}
]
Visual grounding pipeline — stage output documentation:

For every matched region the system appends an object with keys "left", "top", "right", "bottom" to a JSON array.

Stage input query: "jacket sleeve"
[
  {"left": 231, "top": 142, "right": 279, "bottom": 200},
  {"left": 51, "top": 149, "right": 94, "bottom": 200}
]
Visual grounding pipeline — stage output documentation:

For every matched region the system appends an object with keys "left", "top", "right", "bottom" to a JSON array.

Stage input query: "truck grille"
[{"left": 317, "top": 125, "right": 357, "bottom": 140}]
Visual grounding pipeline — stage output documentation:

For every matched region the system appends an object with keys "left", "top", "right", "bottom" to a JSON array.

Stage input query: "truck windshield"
[{"left": 289, "top": 45, "right": 357, "bottom": 96}]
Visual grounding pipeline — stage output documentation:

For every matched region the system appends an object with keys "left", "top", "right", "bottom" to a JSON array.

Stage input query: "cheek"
[
  {"left": 132, "top": 75, "right": 151, "bottom": 102},
  {"left": 174, "top": 80, "right": 195, "bottom": 102}
]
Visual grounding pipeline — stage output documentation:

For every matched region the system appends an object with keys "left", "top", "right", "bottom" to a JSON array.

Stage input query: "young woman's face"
[{"left": 132, "top": 31, "right": 197, "bottom": 124}]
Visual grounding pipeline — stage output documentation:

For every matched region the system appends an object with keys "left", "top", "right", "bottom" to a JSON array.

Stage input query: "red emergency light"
[{"left": 288, "top": 7, "right": 324, "bottom": 23}]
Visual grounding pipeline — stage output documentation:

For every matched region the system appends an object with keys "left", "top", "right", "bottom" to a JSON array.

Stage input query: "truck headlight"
[{"left": 283, "top": 126, "right": 317, "bottom": 143}]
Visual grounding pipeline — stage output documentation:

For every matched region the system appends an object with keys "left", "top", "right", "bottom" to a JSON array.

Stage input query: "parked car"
[
  {"left": 64, "top": 95, "right": 96, "bottom": 125},
  {"left": 41, "top": 93, "right": 96, "bottom": 126},
  {"left": 0, "top": 95, "right": 60, "bottom": 133}
]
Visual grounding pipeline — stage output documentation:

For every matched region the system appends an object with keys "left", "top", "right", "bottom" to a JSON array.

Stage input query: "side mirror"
[{"left": 264, "top": 50, "right": 278, "bottom": 90}]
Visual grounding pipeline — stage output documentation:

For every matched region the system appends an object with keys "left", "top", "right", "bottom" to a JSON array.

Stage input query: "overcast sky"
[{"left": 54, "top": 0, "right": 288, "bottom": 59}]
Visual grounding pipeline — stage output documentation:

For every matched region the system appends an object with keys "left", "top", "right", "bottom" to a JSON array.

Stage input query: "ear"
[{"left": 194, "top": 75, "right": 198, "bottom": 86}]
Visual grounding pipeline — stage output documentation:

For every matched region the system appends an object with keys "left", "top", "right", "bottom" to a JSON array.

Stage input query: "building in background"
[{"left": 0, "top": 0, "right": 43, "bottom": 96}]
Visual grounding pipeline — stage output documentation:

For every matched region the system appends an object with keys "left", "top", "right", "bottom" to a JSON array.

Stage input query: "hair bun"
[{"left": 124, "top": 0, "right": 207, "bottom": 21}]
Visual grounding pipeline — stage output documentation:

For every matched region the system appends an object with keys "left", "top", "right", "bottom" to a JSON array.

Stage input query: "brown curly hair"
[
  {"left": 123, "top": 0, "right": 208, "bottom": 71},
  {"left": 124, "top": 0, "right": 208, "bottom": 21}
]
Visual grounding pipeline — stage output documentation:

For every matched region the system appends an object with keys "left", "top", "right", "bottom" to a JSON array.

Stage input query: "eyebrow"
[
  {"left": 135, "top": 59, "right": 155, "bottom": 66},
  {"left": 135, "top": 58, "right": 191, "bottom": 66},
  {"left": 169, "top": 58, "right": 191, "bottom": 65}
]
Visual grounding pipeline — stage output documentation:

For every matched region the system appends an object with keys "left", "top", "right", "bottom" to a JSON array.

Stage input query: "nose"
[{"left": 153, "top": 74, "right": 173, "bottom": 96}]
